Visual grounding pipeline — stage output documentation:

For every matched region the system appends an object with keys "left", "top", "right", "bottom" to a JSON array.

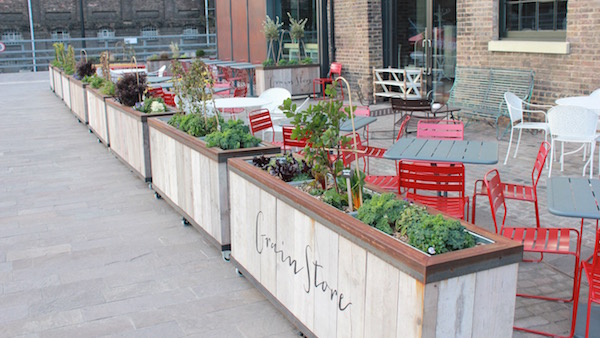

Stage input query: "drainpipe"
[
  {"left": 330, "top": 0, "right": 335, "bottom": 61},
  {"left": 27, "top": 0, "right": 37, "bottom": 72},
  {"left": 317, "top": 0, "right": 329, "bottom": 78}
]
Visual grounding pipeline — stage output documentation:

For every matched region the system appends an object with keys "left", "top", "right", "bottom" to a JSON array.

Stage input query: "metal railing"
[{"left": 0, "top": 33, "right": 217, "bottom": 73}]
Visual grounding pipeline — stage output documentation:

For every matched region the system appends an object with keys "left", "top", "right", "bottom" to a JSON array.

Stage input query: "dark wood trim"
[
  {"left": 147, "top": 117, "right": 280, "bottom": 163},
  {"left": 228, "top": 157, "right": 523, "bottom": 284}
]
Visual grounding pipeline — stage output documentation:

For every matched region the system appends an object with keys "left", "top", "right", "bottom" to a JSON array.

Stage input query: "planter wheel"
[
  {"left": 88, "top": 129, "right": 93, "bottom": 134},
  {"left": 235, "top": 268, "right": 243, "bottom": 277},
  {"left": 222, "top": 250, "right": 231, "bottom": 262},
  {"left": 147, "top": 182, "right": 152, "bottom": 190},
  {"left": 181, "top": 217, "right": 191, "bottom": 226},
  {"left": 154, "top": 191, "right": 161, "bottom": 199},
  {"left": 97, "top": 138, "right": 101, "bottom": 144}
]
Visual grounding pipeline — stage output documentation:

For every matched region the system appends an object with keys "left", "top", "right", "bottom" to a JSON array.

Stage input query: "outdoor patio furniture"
[
  {"left": 383, "top": 138, "right": 498, "bottom": 164},
  {"left": 146, "top": 65, "right": 166, "bottom": 77},
  {"left": 547, "top": 105, "right": 599, "bottom": 178},
  {"left": 591, "top": 88, "right": 600, "bottom": 97},
  {"left": 282, "top": 125, "right": 307, "bottom": 153},
  {"left": 220, "top": 86, "right": 248, "bottom": 120},
  {"left": 248, "top": 108, "right": 283, "bottom": 147},
  {"left": 484, "top": 168, "right": 581, "bottom": 306},
  {"left": 399, "top": 160, "right": 469, "bottom": 220},
  {"left": 312, "top": 62, "right": 343, "bottom": 99},
  {"left": 416, "top": 119, "right": 464, "bottom": 140},
  {"left": 258, "top": 87, "right": 291, "bottom": 121},
  {"left": 447, "top": 67, "right": 534, "bottom": 139},
  {"left": 472, "top": 141, "right": 550, "bottom": 230},
  {"left": 575, "top": 227, "right": 600, "bottom": 338},
  {"left": 372, "top": 68, "right": 423, "bottom": 103},
  {"left": 503, "top": 91, "right": 550, "bottom": 165}
]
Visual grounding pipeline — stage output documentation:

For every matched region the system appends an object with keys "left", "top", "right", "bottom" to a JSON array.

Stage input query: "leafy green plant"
[
  {"left": 278, "top": 59, "right": 289, "bottom": 66},
  {"left": 205, "top": 119, "right": 261, "bottom": 150},
  {"left": 196, "top": 49, "right": 205, "bottom": 57},
  {"left": 403, "top": 214, "right": 476, "bottom": 255},
  {"left": 168, "top": 113, "right": 221, "bottom": 137},
  {"left": 116, "top": 73, "right": 147, "bottom": 106},
  {"left": 262, "top": 59, "right": 275, "bottom": 67},
  {"left": 63, "top": 45, "right": 76, "bottom": 75},
  {"left": 51, "top": 42, "right": 65, "bottom": 69},
  {"left": 262, "top": 15, "right": 283, "bottom": 64},
  {"left": 301, "top": 57, "right": 313, "bottom": 65},
  {"left": 260, "top": 154, "right": 313, "bottom": 182},
  {"left": 170, "top": 42, "right": 180, "bottom": 59},
  {"left": 160, "top": 52, "right": 170, "bottom": 60},
  {"left": 88, "top": 75, "right": 105, "bottom": 89},
  {"left": 147, "top": 54, "right": 159, "bottom": 61},
  {"left": 100, "top": 81, "right": 115, "bottom": 96},
  {"left": 136, "top": 97, "right": 167, "bottom": 114},
  {"left": 357, "top": 193, "right": 409, "bottom": 235},
  {"left": 322, "top": 188, "right": 348, "bottom": 210},
  {"left": 75, "top": 60, "right": 96, "bottom": 80},
  {"left": 172, "top": 59, "right": 217, "bottom": 120},
  {"left": 288, "top": 60, "right": 298, "bottom": 65}
]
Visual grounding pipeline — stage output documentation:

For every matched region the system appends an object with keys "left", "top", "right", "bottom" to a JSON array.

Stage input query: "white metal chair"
[
  {"left": 147, "top": 65, "right": 166, "bottom": 77},
  {"left": 547, "top": 105, "right": 600, "bottom": 178},
  {"left": 258, "top": 88, "right": 292, "bottom": 121},
  {"left": 590, "top": 88, "right": 600, "bottom": 97},
  {"left": 503, "top": 92, "right": 551, "bottom": 165}
]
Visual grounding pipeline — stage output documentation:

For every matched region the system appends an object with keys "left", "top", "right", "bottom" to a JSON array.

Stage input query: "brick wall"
[
  {"left": 457, "top": 0, "right": 600, "bottom": 104},
  {"left": 332, "top": 0, "right": 383, "bottom": 103}
]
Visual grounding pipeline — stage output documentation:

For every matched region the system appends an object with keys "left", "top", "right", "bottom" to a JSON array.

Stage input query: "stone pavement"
[
  {"left": 0, "top": 72, "right": 298, "bottom": 337},
  {"left": 0, "top": 71, "right": 596, "bottom": 337}
]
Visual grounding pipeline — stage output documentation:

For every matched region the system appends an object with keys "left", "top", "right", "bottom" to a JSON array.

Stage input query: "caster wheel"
[
  {"left": 154, "top": 192, "right": 161, "bottom": 199},
  {"left": 235, "top": 268, "right": 243, "bottom": 277},
  {"left": 77, "top": 119, "right": 82, "bottom": 124},
  {"left": 182, "top": 217, "right": 191, "bottom": 226},
  {"left": 88, "top": 129, "right": 93, "bottom": 133},
  {"left": 222, "top": 251, "right": 231, "bottom": 262},
  {"left": 97, "top": 138, "right": 101, "bottom": 144},
  {"left": 147, "top": 182, "right": 152, "bottom": 189}
]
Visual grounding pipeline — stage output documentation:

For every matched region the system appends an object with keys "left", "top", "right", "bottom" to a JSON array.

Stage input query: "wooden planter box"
[
  {"left": 86, "top": 87, "right": 111, "bottom": 146},
  {"left": 255, "top": 64, "right": 320, "bottom": 96},
  {"left": 53, "top": 68, "right": 63, "bottom": 100},
  {"left": 49, "top": 66, "right": 55, "bottom": 92},
  {"left": 148, "top": 118, "right": 281, "bottom": 252},
  {"left": 61, "top": 71, "right": 72, "bottom": 110},
  {"left": 228, "top": 157, "right": 523, "bottom": 338},
  {"left": 106, "top": 99, "right": 174, "bottom": 182},
  {"left": 68, "top": 76, "right": 88, "bottom": 124}
]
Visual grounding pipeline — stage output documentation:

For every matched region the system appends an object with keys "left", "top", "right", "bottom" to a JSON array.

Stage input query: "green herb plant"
[
  {"left": 357, "top": 193, "right": 409, "bottom": 235},
  {"left": 51, "top": 42, "right": 65, "bottom": 69},
  {"left": 63, "top": 45, "right": 76, "bottom": 75},
  {"left": 137, "top": 97, "right": 167, "bottom": 114},
  {"left": 205, "top": 119, "right": 261, "bottom": 150},
  {"left": 171, "top": 59, "right": 218, "bottom": 127},
  {"left": 287, "top": 13, "right": 308, "bottom": 61},
  {"left": 170, "top": 42, "right": 181, "bottom": 59},
  {"left": 167, "top": 113, "right": 221, "bottom": 137}
]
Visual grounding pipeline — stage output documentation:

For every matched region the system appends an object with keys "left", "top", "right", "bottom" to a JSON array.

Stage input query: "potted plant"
[
  {"left": 105, "top": 71, "right": 174, "bottom": 182},
  {"left": 148, "top": 59, "right": 280, "bottom": 257},
  {"left": 67, "top": 58, "right": 96, "bottom": 124},
  {"left": 226, "top": 85, "right": 522, "bottom": 337},
  {"left": 60, "top": 45, "right": 76, "bottom": 110},
  {"left": 85, "top": 51, "right": 115, "bottom": 146},
  {"left": 255, "top": 15, "right": 319, "bottom": 96},
  {"left": 50, "top": 42, "right": 66, "bottom": 100}
]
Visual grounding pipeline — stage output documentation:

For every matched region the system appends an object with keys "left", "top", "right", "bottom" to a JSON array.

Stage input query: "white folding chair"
[
  {"left": 504, "top": 92, "right": 551, "bottom": 165},
  {"left": 548, "top": 105, "right": 600, "bottom": 178}
]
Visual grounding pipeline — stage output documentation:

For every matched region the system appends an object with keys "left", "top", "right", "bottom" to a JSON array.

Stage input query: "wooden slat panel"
[
  {"left": 62, "top": 75, "right": 71, "bottom": 109},
  {"left": 312, "top": 223, "right": 339, "bottom": 338},
  {"left": 364, "top": 253, "right": 399, "bottom": 337},
  {"left": 336, "top": 237, "right": 367, "bottom": 338},
  {"left": 396, "top": 270, "right": 425, "bottom": 337},
  {"left": 435, "top": 273, "right": 475, "bottom": 337}
]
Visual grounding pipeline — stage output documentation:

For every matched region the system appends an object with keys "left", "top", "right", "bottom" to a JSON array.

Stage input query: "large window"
[
  {"left": 2, "top": 29, "right": 22, "bottom": 45},
  {"left": 51, "top": 28, "right": 70, "bottom": 41},
  {"left": 502, "top": 0, "right": 567, "bottom": 40},
  {"left": 141, "top": 26, "right": 158, "bottom": 40},
  {"left": 269, "top": 0, "right": 318, "bottom": 61}
]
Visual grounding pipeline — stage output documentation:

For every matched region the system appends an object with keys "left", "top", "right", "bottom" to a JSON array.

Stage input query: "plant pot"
[
  {"left": 255, "top": 64, "right": 320, "bottom": 96},
  {"left": 106, "top": 99, "right": 174, "bottom": 182},
  {"left": 227, "top": 157, "right": 523, "bottom": 338},
  {"left": 68, "top": 75, "right": 88, "bottom": 124},
  {"left": 147, "top": 117, "right": 281, "bottom": 252},
  {"left": 85, "top": 86, "right": 111, "bottom": 146}
]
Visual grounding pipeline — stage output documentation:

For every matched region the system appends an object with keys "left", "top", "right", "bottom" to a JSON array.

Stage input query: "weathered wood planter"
[
  {"left": 228, "top": 157, "right": 523, "bottom": 338},
  {"left": 61, "top": 72, "right": 72, "bottom": 110},
  {"left": 85, "top": 87, "right": 111, "bottom": 146},
  {"left": 148, "top": 118, "right": 281, "bottom": 252},
  {"left": 49, "top": 66, "right": 55, "bottom": 92},
  {"left": 68, "top": 76, "right": 88, "bottom": 124},
  {"left": 255, "top": 64, "right": 320, "bottom": 96},
  {"left": 106, "top": 99, "right": 174, "bottom": 182},
  {"left": 52, "top": 67, "right": 63, "bottom": 100}
]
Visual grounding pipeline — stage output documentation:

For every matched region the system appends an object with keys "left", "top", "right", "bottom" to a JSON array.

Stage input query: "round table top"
[
  {"left": 212, "top": 97, "right": 271, "bottom": 109},
  {"left": 555, "top": 96, "right": 600, "bottom": 111}
]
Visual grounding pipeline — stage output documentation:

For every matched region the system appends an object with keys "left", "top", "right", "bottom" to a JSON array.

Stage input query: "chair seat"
[
  {"left": 365, "top": 175, "right": 398, "bottom": 191},
  {"left": 475, "top": 180, "right": 535, "bottom": 202},
  {"left": 407, "top": 194, "right": 467, "bottom": 219},
  {"left": 514, "top": 122, "right": 549, "bottom": 131},
  {"left": 501, "top": 227, "right": 579, "bottom": 255}
]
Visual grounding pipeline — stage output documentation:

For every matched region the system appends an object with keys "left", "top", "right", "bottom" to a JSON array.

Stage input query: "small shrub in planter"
[
  {"left": 252, "top": 154, "right": 313, "bottom": 182},
  {"left": 100, "top": 81, "right": 116, "bottom": 96},
  {"left": 135, "top": 97, "right": 167, "bottom": 114},
  {"left": 205, "top": 120, "right": 261, "bottom": 150},
  {"left": 167, "top": 114, "right": 221, "bottom": 137},
  {"left": 196, "top": 49, "right": 205, "bottom": 57},
  {"left": 63, "top": 45, "right": 77, "bottom": 75},
  {"left": 116, "top": 73, "right": 147, "bottom": 107},
  {"left": 75, "top": 60, "right": 96, "bottom": 80}
]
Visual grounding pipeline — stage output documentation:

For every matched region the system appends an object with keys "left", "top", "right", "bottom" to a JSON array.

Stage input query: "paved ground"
[{"left": 0, "top": 71, "right": 597, "bottom": 337}]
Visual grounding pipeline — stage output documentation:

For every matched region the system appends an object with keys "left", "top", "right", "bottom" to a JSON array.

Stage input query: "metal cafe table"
[
  {"left": 383, "top": 138, "right": 498, "bottom": 164},
  {"left": 546, "top": 176, "right": 600, "bottom": 337}
]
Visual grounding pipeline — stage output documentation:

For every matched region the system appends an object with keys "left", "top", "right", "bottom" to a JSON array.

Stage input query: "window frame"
[
  {"left": 500, "top": 0, "right": 567, "bottom": 41},
  {"left": 2, "top": 29, "right": 23, "bottom": 45}
]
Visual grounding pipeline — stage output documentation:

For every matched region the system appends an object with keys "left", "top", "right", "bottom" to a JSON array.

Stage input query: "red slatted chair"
[
  {"left": 161, "top": 92, "right": 176, "bottom": 107},
  {"left": 472, "top": 141, "right": 551, "bottom": 227},
  {"left": 146, "top": 87, "right": 164, "bottom": 98},
  {"left": 220, "top": 86, "right": 247, "bottom": 120},
  {"left": 312, "top": 62, "right": 343, "bottom": 100},
  {"left": 399, "top": 161, "right": 469, "bottom": 220},
  {"left": 416, "top": 119, "right": 464, "bottom": 140},
  {"left": 485, "top": 168, "right": 582, "bottom": 337},
  {"left": 395, "top": 115, "right": 411, "bottom": 141},
  {"left": 573, "top": 226, "right": 600, "bottom": 338},
  {"left": 248, "top": 108, "right": 283, "bottom": 148},
  {"left": 282, "top": 125, "right": 307, "bottom": 153}
]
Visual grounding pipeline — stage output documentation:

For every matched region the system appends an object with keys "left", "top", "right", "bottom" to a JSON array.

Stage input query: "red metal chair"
[
  {"left": 342, "top": 132, "right": 386, "bottom": 173},
  {"left": 416, "top": 119, "right": 464, "bottom": 140},
  {"left": 472, "top": 141, "right": 551, "bottom": 227},
  {"left": 146, "top": 87, "right": 164, "bottom": 98},
  {"left": 313, "top": 62, "right": 343, "bottom": 100},
  {"left": 399, "top": 160, "right": 469, "bottom": 220},
  {"left": 248, "top": 108, "right": 283, "bottom": 148},
  {"left": 220, "top": 86, "right": 247, "bottom": 120},
  {"left": 484, "top": 168, "right": 582, "bottom": 337},
  {"left": 573, "top": 225, "right": 600, "bottom": 338},
  {"left": 395, "top": 115, "right": 411, "bottom": 141},
  {"left": 161, "top": 91, "right": 176, "bottom": 107},
  {"left": 282, "top": 125, "right": 307, "bottom": 153}
]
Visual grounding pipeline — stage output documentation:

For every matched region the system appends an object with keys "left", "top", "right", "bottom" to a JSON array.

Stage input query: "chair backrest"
[
  {"left": 248, "top": 108, "right": 274, "bottom": 136},
  {"left": 282, "top": 125, "right": 307, "bottom": 150},
  {"left": 161, "top": 92, "right": 176, "bottom": 107},
  {"left": 340, "top": 132, "right": 367, "bottom": 166},
  {"left": 531, "top": 141, "right": 551, "bottom": 188},
  {"left": 147, "top": 87, "right": 164, "bottom": 98},
  {"left": 504, "top": 91, "right": 524, "bottom": 123},
  {"left": 259, "top": 88, "right": 292, "bottom": 115},
  {"left": 398, "top": 161, "right": 466, "bottom": 198},
  {"left": 483, "top": 168, "right": 507, "bottom": 234},
  {"left": 548, "top": 105, "right": 597, "bottom": 138},
  {"left": 295, "top": 97, "right": 310, "bottom": 113},
  {"left": 391, "top": 97, "right": 431, "bottom": 112},
  {"left": 416, "top": 120, "right": 464, "bottom": 140},
  {"left": 329, "top": 62, "right": 342, "bottom": 78},
  {"left": 346, "top": 105, "right": 370, "bottom": 117},
  {"left": 395, "top": 115, "right": 412, "bottom": 141},
  {"left": 233, "top": 86, "right": 248, "bottom": 98}
]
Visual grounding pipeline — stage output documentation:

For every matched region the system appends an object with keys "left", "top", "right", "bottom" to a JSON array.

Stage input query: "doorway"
[{"left": 382, "top": 0, "right": 456, "bottom": 102}]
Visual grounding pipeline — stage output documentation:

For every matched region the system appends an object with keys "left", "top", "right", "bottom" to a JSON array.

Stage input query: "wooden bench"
[{"left": 447, "top": 67, "right": 534, "bottom": 139}]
